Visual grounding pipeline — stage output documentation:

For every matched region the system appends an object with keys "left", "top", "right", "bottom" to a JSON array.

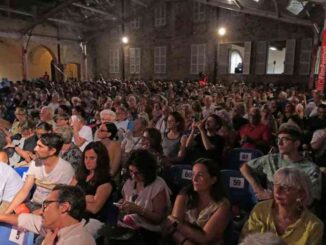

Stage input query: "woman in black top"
[{"left": 71, "top": 141, "right": 113, "bottom": 222}]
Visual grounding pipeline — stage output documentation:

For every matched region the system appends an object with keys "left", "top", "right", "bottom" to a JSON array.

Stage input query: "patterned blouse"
[{"left": 59, "top": 143, "right": 83, "bottom": 172}]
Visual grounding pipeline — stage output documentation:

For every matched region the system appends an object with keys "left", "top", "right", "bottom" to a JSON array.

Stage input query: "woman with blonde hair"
[{"left": 241, "top": 167, "right": 323, "bottom": 244}]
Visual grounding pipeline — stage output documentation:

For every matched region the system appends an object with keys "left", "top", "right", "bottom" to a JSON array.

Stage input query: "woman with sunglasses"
[
  {"left": 116, "top": 149, "right": 171, "bottom": 245},
  {"left": 71, "top": 141, "right": 113, "bottom": 222},
  {"left": 241, "top": 167, "right": 323, "bottom": 244}
]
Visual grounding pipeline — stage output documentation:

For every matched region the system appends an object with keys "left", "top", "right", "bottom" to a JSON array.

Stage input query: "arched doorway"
[
  {"left": 28, "top": 45, "right": 56, "bottom": 80},
  {"left": 0, "top": 40, "right": 21, "bottom": 81},
  {"left": 64, "top": 63, "right": 80, "bottom": 80}
]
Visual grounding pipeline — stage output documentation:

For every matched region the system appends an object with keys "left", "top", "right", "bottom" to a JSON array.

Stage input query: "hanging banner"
[{"left": 316, "top": 30, "right": 326, "bottom": 92}]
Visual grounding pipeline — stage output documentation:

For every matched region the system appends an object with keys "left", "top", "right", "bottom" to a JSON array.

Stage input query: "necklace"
[{"left": 273, "top": 207, "right": 301, "bottom": 234}]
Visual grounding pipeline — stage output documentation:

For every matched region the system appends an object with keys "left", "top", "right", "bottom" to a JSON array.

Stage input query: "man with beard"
[
  {"left": 4, "top": 133, "right": 74, "bottom": 214},
  {"left": 239, "top": 107, "right": 271, "bottom": 153},
  {"left": 0, "top": 185, "right": 95, "bottom": 244}
]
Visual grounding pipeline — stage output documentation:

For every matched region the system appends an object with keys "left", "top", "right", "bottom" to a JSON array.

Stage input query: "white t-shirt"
[
  {"left": 115, "top": 120, "right": 129, "bottom": 132},
  {"left": 122, "top": 131, "right": 142, "bottom": 153},
  {"left": 73, "top": 125, "right": 93, "bottom": 152},
  {"left": 0, "top": 162, "right": 23, "bottom": 202},
  {"left": 26, "top": 158, "right": 75, "bottom": 204}
]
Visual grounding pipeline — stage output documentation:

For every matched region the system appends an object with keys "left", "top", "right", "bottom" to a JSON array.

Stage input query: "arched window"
[{"left": 229, "top": 50, "right": 243, "bottom": 74}]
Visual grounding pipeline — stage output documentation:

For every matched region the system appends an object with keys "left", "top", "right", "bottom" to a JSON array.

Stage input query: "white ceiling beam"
[
  {"left": 0, "top": 5, "right": 90, "bottom": 29},
  {"left": 232, "top": 0, "right": 243, "bottom": 9},
  {"left": 72, "top": 2, "right": 117, "bottom": 20},
  {"left": 194, "top": 0, "right": 314, "bottom": 27},
  {"left": 21, "top": 0, "right": 81, "bottom": 34}
]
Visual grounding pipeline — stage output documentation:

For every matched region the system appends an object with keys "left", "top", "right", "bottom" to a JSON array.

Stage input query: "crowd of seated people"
[{"left": 0, "top": 78, "right": 325, "bottom": 244}]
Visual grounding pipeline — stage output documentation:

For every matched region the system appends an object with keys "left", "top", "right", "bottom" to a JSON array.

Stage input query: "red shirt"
[{"left": 239, "top": 123, "right": 271, "bottom": 149}]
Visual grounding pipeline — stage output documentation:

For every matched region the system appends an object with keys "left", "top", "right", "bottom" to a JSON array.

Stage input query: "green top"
[{"left": 247, "top": 153, "right": 321, "bottom": 199}]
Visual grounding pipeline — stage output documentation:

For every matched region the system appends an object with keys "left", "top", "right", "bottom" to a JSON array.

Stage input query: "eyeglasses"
[
  {"left": 276, "top": 137, "right": 294, "bottom": 144},
  {"left": 42, "top": 200, "right": 61, "bottom": 211},
  {"left": 273, "top": 184, "right": 297, "bottom": 193},
  {"left": 129, "top": 169, "right": 141, "bottom": 176}
]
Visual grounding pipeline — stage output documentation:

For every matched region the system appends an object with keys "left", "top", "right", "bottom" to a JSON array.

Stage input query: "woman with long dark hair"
[
  {"left": 161, "top": 111, "right": 187, "bottom": 165},
  {"left": 71, "top": 141, "right": 113, "bottom": 222},
  {"left": 166, "top": 158, "right": 231, "bottom": 245}
]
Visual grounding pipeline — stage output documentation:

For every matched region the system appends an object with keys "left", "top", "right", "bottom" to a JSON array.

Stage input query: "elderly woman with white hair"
[{"left": 241, "top": 167, "right": 323, "bottom": 245}]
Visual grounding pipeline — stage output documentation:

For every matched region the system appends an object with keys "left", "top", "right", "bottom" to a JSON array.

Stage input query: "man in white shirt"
[
  {"left": 122, "top": 117, "right": 147, "bottom": 154},
  {"left": 155, "top": 105, "right": 171, "bottom": 135},
  {"left": 115, "top": 105, "right": 130, "bottom": 132},
  {"left": 0, "top": 161, "right": 23, "bottom": 213},
  {"left": 0, "top": 185, "right": 96, "bottom": 245},
  {"left": 202, "top": 95, "right": 215, "bottom": 118},
  {"left": 72, "top": 115, "right": 93, "bottom": 152},
  {"left": 4, "top": 133, "right": 75, "bottom": 214}
]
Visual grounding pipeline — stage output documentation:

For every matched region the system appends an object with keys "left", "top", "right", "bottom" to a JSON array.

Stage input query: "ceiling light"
[
  {"left": 218, "top": 27, "right": 226, "bottom": 36},
  {"left": 121, "top": 36, "right": 129, "bottom": 44}
]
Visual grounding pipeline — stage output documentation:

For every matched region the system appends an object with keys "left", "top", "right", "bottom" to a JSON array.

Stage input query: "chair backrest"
[
  {"left": 226, "top": 148, "right": 263, "bottom": 170},
  {"left": 166, "top": 164, "right": 193, "bottom": 189},
  {"left": 103, "top": 191, "right": 119, "bottom": 225},
  {"left": 220, "top": 169, "right": 257, "bottom": 212},
  {"left": 0, "top": 223, "right": 34, "bottom": 245},
  {"left": 164, "top": 165, "right": 193, "bottom": 199},
  {"left": 14, "top": 167, "right": 29, "bottom": 181}
]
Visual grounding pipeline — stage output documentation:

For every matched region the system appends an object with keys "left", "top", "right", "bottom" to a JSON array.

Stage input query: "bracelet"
[{"left": 180, "top": 238, "right": 188, "bottom": 245}]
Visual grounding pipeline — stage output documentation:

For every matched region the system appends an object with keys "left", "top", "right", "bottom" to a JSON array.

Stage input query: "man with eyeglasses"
[
  {"left": 4, "top": 133, "right": 75, "bottom": 215},
  {"left": 0, "top": 185, "right": 95, "bottom": 244},
  {"left": 240, "top": 123, "right": 321, "bottom": 201}
]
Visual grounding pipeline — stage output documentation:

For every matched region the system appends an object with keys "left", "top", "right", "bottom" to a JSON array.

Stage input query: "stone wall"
[
  {"left": 0, "top": 17, "right": 85, "bottom": 81},
  {"left": 90, "top": 1, "right": 319, "bottom": 85}
]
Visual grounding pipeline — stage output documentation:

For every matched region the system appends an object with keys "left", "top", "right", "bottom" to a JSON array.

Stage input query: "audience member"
[
  {"left": 241, "top": 168, "right": 323, "bottom": 244},
  {"left": 186, "top": 114, "right": 224, "bottom": 164},
  {"left": 239, "top": 107, "right": 271, "bottom": 153},
  {"left": 162, "top": 111, "right": 187, "bottom": 165},
  {"left": 240, "top": 123, "right": 321, "bottom": 201},
  {"left": 55, "top": 125, "right": 83, "bottom": 172},
  {"left": 117, "top": 149, "right": 171, "bottom": 245},
  {"left": 97, "top": 122, "right": 121, "bottom": 177},
  {"left": 72, "top": 114, "right": 93, "bottom": 152},
  {"left": 0, "top": 185, "right": 96, "bottom": 244},
  {"left": 72, "top": 142, "right": 113, "bottom": 222},
  {"left": 0, "top": 161, "right": 23, "bottom": 213},
  {"left": 4, "top": 133, "right": 75, "bottom": 214},
  {"left": 166, "top": 158, "right": 231, "bottom": 245}
]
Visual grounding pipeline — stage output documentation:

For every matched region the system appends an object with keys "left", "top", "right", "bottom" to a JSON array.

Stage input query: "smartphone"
[
  {"left": 113, "top": 202, "right": 122, "bottom": 207},
  {"left": 70, "top": 115, "right": 78, "bottom": 126}
]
